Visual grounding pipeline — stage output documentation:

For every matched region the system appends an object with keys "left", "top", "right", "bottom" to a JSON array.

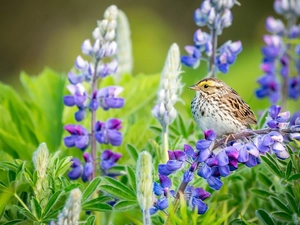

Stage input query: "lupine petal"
[
  {"left": 106, "top": 118, "right": 122, "bottom": 130},
  {"left": 158, "top": 164, "right": 173, "bottom": 176},
  {"left": 219, "top": 165, "right": 230, "bottom": 177},
  {"left": 198, "top": 148, "right": 211, "bottom": 162},
  {"left": 75, "top": 109, "right": 86, "bottom": 122},
  {"left": 192, "top": 188, "right": 211, "bottom": 200},
  {"left": 153, "top": 182, "right": 164, "bottom": 196},
  {"left": 269, "top": 105, "right": 281, "bottom": 119},
  {"left": 183, "top": 171, "right": 194, "bottom": 183},
  {"left": 95, "top": 132, "right": 106, "bottom": 144},
  {"left": 217, "top": 150, "right": 229, "bottom": 166},
  {"left": 156, "top": 198, "right": 168, "bottom": 210},
  {"left": 64, "top": 136, "right": 76, "bottom": 148},
  {"left": 106, "top": 130, "right": 122, "bottom": 146},
  {"left": 149, "top": 207, "right": 158, "bottom": 215},
  {"left": 196, "top": 139, "right": 212, "bottom": 151},
  {"left": 63, "top": 96, "right": 75, "bottom": 106},
  {"left": 166, "top": 160, "right": 183, "bottom": 171},
  {"left": 68, "top": 166, "right": 82, "bottom": 180},
  {"left": 267, "top": 120, "right": 278, "bottom": 128},
  {"left": 206, "top": 176, "right": 223, "bottom": 190},
  {"left": 275, "top": 150, "right": 290, "bottom": 159},
  {"left": 197, "top": 164, "right": 212, "bottom": 179},
  {"left": 101, "top": 150, "right": 113, "bottom": 160},
  {"left": 159, "top": 174, "right": 172, "bottom": 189},
  {"left": 225, "top": 146, "right": 239, "bottom": 159},
  {"left": 75, "top": 135, "right": 89, "bottom": 150},
  {"left": 173, "top": 150, "right": 186, "bottom": 161},
  {"left": 204, "top": 130, "right": 216, "bottom": 141},
  {"left": 192, "top": 198, "right": 208, "bottom": 214},
  {"left": 237, "top": 146, "right": 249, "bottom": 162},
  {"left": 245, "top": 154, "right": 258, "bottom": 167}
]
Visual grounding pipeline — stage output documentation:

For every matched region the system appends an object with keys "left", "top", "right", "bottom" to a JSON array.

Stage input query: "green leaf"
[
  {"left": 20, "top": 69, "right": 66, "bottom": 152},
  {"left": 55, "top": 156, "right": 72, "bottom": 178},
  {"left": 0, "top": 162, "right": 18, "bottom": 172},
  {"left": 14, "top": 205, "right": 37, "bottom": 221},
  {"left": 84, "top": 215, "right": 96, "bottom": 225},
  {"left": 113, "top": 200, "right": 138, "bottom": 211},
  {"left": 285, "top": 160, "right": 292, "bottom": 179},
  {"left": 287, "top": 174, "right": 300, "bottom": 181},
  {"left": 257, "top": 172, "right": 273, "bottom": 188},
  {"left": 82, "top": 177, "right": 101, "bottom": 202},
  {"left": 100, "top": 185, "right": 137, "bottom": 201},
  {"left": 255, "top": 209, "right": 275, "bottom": 225},
  {"left": 82, "top": 196, "right": 114, "bottom": 208},
  {"left": 126, "top": 144, "right": 139, "bottom": 162},
  {"left": 64, "top": 183, "right": 82, "bottom": 192},
  {"left": 42, "top": 190, "right": 63, "bottom": 219},
  {"left": 2, "top": 220, "right": 23, "bottom": 225},
  {"left": 126, "top": 166, "right": 137, "bottom": 192},
  {"left": 177, "top": 114, "right": 187, "bottom": 138},
  {"left": 102, "top": 177, "right": 136, "bottom": 199},
  {"left": 285, "top": 192, "right": 298, "bottom": 214},
  {"left": 32, "top": 197, "right": 42, "bottom": 219},
  {"left": 251, "top": 189, "right": 275, "bottom": 199},
  {"left": 229, "top": 219, "right": 246, "bottom": 225},
  {"left": 272, "top": 211, "right": 293, "bottom": 221},
  {"left": 82, "top": 203, "right": 113, "bottom": 212},
  {"left": 261, "top": 155, "right": 283, "bottom": 178},
  {"left": 269, "top": 197, "right": 293, "bottom": 214}
]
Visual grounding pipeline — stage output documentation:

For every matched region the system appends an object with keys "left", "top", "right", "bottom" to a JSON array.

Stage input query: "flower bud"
[
  {"left": 57, "top": 188, "right": 82, "bottom": 225},
  {"left": 136, "top": 151, "right": 153, "bottom": 211},
  {"left": 33, "top": 143, "right": 49, "bottom": 179}
]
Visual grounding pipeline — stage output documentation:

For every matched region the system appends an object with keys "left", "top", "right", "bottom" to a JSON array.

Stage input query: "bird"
[{"left": 189, "top": 77, "right": 257, "bottom": 138}]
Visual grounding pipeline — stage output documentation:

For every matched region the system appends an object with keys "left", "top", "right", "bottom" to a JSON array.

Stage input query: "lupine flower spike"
[
  {"left": 152, "top": 43, "right": 183, "bottom": 163},
  {"left": 63, "top": 5, "right": 124, "bottom": 181},
  {"left": 136, "top": 151, "right": 153, "bottom": 225},
  {"left": 182, "top": 0, "right": 242, "bottom": 77}
]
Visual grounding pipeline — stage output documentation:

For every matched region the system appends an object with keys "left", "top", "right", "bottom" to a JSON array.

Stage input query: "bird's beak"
[{"left": 189, "top": 84, "right": 198, "bottom": 91}]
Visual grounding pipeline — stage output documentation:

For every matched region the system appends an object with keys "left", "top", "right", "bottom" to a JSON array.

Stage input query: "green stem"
[
  {"left": 143, "top": 209, "right": 151, "bottom": 225},
  {"left": 209, "top": 28, "right": 218, "bottom": 77},
  {"left": 14, "top": 193, "right": 30, "bottom": 211},
  {"left": 91, "top": 60, "right": 100, "bottom": 180},
  {"left": 162, "top": 125, "right": 169, "bottom": 163}
]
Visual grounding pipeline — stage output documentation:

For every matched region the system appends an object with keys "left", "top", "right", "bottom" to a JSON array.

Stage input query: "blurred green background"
[{"left": 0, "top": 0, "right": 298, "bottom": 112}]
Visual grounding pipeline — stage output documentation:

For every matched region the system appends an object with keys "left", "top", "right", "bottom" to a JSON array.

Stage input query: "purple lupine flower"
[
  {"left": 166, "top": 150, "right": 186, "bottom": 171},
  {"left": 183, "top": 161, "right": 197, "bottom": 183},
  {"left": 64, "top": 84, "right": 87, "bottom": 107},
  {"left": 64, "top": 124, "right": 89, "bottom": 150},
  {"left": 82, "top": 152, "right": 94, "bottom": 182},
  {"left": 97, "top": 86, "right": 125, "bottom": 110},
  {"left": 267, "top": 105, "right": 290, "bottom": 129},
  {"left": 255, "top": 74, "right": 280, "bottom": 103},
  {"left": 236, "top": 143, "right": 260, "bottom": 167},
  {"left": 189, "top": 187, "right": 211, "bottom": 214},
  {"left": 196, "top": 130, "right": 216, "bottom": 162},
  {"left": 184, "top": 144, "right": 199, "bottom": 160},
  {"left": 95, "top": 119, "right": 123, "bottom": 146},
  {"left": 181, "top": 46, "right": 201, "bottom": 68},
  {"left": 290, "top": 111, "right": 300, "bottom": 126},
  {"left": 68, "top": 56, "right": 93, "bottom": 84},
  {"left": 149, "top": 197, "right": 169, "bottom": 215},
  {"left": 216, "top": 41, "right": 242, "bottom": 74},
  {"left": 262, "top": 35, "right": 283, "bottom": 60},
  {"left": 68, "top": 152, "right": 94, "bottom": 182},
  {"left": 265, "top": 16, "right": 285, "bottom": 35},
  {"left": 153, "top": 175, "right": 172, "bottom": 197},
  {"left": 255, "top": 131, "right": 289, "bottom": 159},
  {"left": 68, "top": 158, "right": 82, "bottom": 180},
  {"left": 288, "top": 77, "right": 300, "bottom": 99},
  {"left": 100, "top": 149, "right": 122, "bottom": 171}
]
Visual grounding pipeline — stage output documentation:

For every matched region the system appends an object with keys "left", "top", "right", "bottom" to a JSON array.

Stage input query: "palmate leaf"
[{"left": 0, "top": 69, "right": 66, "bottom": 159}]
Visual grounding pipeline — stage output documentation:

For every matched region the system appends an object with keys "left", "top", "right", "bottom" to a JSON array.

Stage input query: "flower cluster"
[
  {"left": 256, "top": 0, "right": 300, "bottom": 103},
  {"left": 152, "top": 43, "right": 182, "bottom": 127},
  {"left": 68, "top": 150, "right": 122, "bottom": 182},
  {"left": 181, "top": 0, "right": 242, "bottom": 74},
  {"left": 63, "top": 5, "right": 124, "bottom": 182},
  {"left": 151, "top": 105, "right": 300, "bottom": 215}
]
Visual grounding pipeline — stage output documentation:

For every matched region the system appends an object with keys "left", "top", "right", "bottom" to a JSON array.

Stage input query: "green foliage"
[{"left": 0, "top": 69, "right": 66, "bottom": 160}]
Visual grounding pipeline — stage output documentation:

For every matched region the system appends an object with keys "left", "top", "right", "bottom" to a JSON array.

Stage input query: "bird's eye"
[{"left": 204, "top": 84, "right": 209, "bottom": 88}]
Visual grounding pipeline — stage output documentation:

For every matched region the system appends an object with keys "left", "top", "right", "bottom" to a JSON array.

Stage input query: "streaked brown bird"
[{"left": 189, "top": 77, "right": 257, "bottom": 137}]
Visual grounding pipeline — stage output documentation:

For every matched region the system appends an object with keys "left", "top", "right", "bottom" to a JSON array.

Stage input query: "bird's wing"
[{"left": 223, "top": 90, "right": 257, "bottom": 125}]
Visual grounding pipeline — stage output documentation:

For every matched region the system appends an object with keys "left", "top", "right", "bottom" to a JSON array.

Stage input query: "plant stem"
[
  {"left": 14, "top": 193, "right": 30, "bottom": 211},
  {"left": 143, "top": 209, "right": 151, "bottom": 225},
  {"left": 91, "top": 59, "right": 100, "bottom": 180},
  {"left": 209, "top": 28, "right": 218, "bottom": 77},
  {"left": 162, "top": 125, "right": 169, "bottom": 163}
]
